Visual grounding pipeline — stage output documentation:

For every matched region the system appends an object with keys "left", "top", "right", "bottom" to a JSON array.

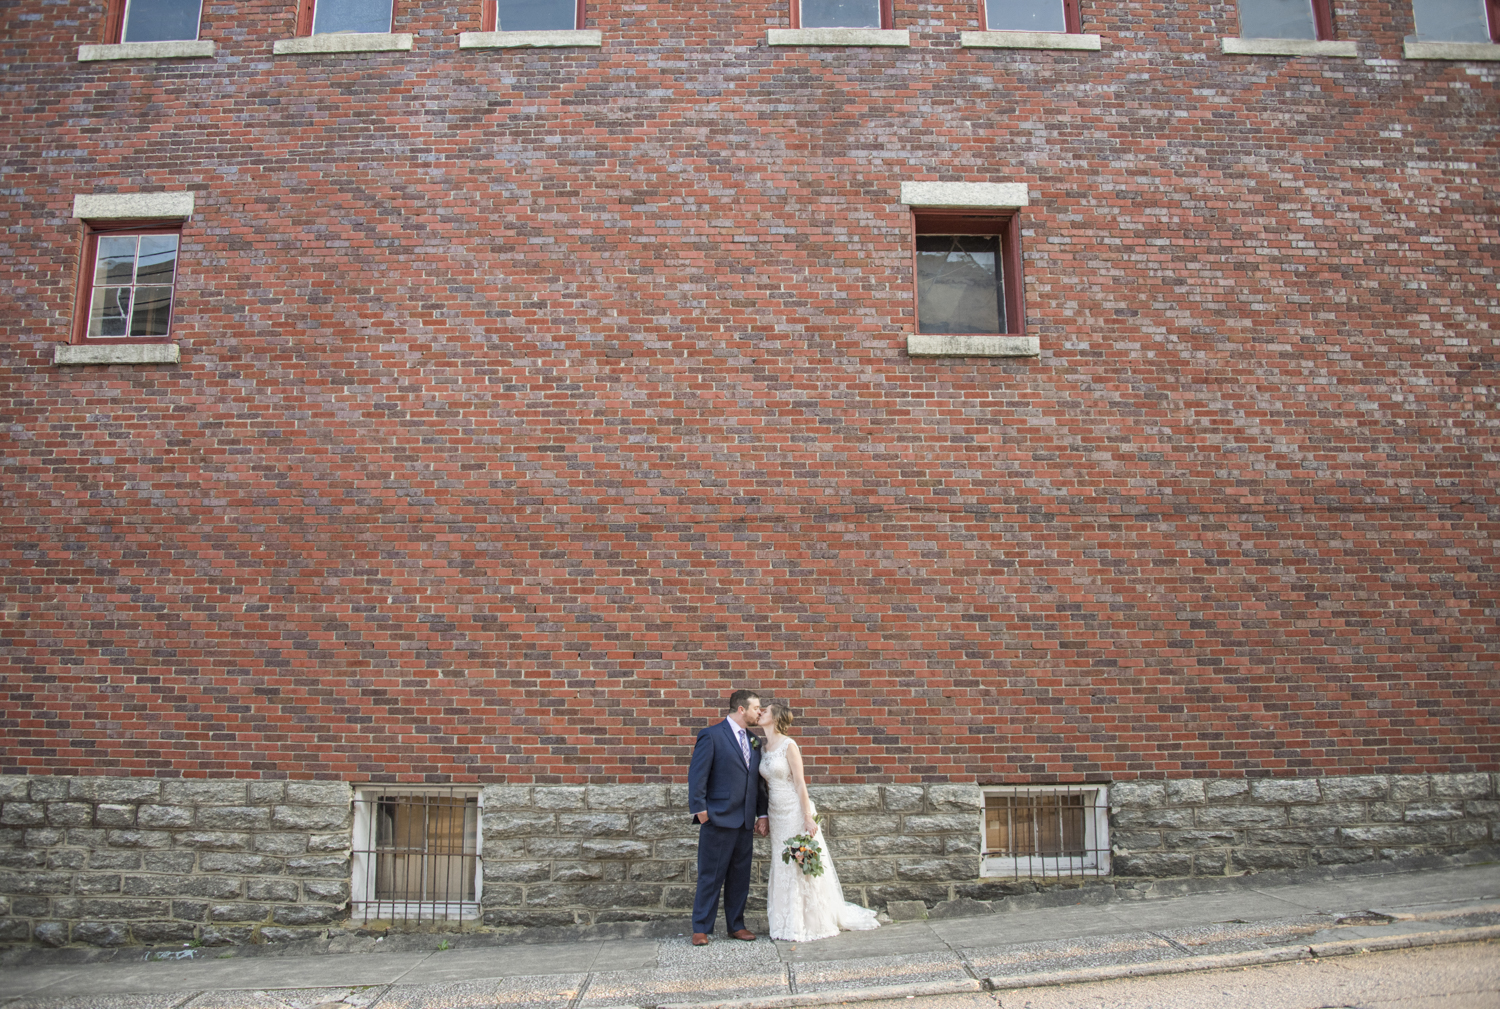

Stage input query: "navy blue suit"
[{"left": 688, "top": 720, "right": 770, "bottom": 935}]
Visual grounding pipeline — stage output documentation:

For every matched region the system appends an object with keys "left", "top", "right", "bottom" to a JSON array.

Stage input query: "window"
[
  {"left": 75, "top": 225, "right": 182, "bottom": 343},
  {"left": 792, "top": 0, "right": 894, "bottom": 29},
  {"left": 914, "top": 213, "right": 1023, "bottom": 337},
  {"left": 1237, "top": 0, "right": 1334, "bottom": 39},
  {"left": 981, "top": 785, "right": 1110, "bottom": 879},
  {"left": 104, "top": 0, "right": 204, "bottom": 42},
  {"left": 1408, "top": 0, "right": 1498, "bottom": 40},
  {"left": 297, "top": 0, "right": 393, "bottom": 34},
  {"left": 982, "top": 0, "right": 1082, "bottom": 33},
  {"left": 352, "top": 788, "right": 481, "bottom": 922},
  {"left": 485, "top": 0, "right": 582, "bottom": 30}
]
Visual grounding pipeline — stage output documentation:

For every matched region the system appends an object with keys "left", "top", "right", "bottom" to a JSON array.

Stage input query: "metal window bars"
[
  {"left": 982, "top": 786, "right": 1111, "bottom": 879},
  {"left": 351, "top": 787, "right": 481, "bottom": 923}
]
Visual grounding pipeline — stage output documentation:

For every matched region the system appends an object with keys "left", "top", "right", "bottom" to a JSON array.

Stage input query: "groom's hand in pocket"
[{"left": 696, "top": 811, "right": 709, "bottom": 824}]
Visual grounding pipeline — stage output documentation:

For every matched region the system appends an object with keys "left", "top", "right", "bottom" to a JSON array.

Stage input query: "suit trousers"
[{"left": 692, "top": 821, "right": 755, "bottom": 934}]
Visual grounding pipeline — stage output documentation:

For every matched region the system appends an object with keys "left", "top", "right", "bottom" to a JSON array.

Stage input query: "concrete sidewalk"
[{"left": 2, "top": 861, "right": 1498, "bottom": 1009}]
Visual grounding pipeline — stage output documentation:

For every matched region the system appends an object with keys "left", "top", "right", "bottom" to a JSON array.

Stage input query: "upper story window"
[
  {"left": 109, "top": 0, "right": 204, "bottom": 42},
  {"left": 1237, "top": 0, "right": 1334, "bottom": 38},
  {"left": 915, "top": 213, "right": 1023, "bottom": 337},
  {"left": 983, "top": 0, "right": 1082, "bottom": 33},
  {"left": 304, "top": 0, "right": 393, "bottom": 34},
  {"left": 792, "top": 0, "right": 894, "bottom": 29},
  {"left": 1409, "top": 0, "right": 1498, "bottom": 40},
  {"left": 78, "top": 227, "right": 181, "bottom": 343},
  {"left": 490, "top": 0, "right": 581, "bottom": 30}
]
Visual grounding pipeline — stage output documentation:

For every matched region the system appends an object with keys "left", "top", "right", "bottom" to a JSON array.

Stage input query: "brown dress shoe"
[
  {"left": 730, "top": 928, "right": 756, "bottom": 941},
  {"left": 691, "top": 932, "right": 710, "bottom": 946}
]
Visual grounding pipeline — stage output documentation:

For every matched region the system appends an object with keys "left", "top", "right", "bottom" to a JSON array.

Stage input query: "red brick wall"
[{"left": 2, "top": 0, "right": 1496, "bottom": 784}]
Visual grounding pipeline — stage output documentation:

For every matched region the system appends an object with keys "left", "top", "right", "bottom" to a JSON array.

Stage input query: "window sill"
[
  {"left": 55, "top": 343, "right": 181, "bottom": 366},
  {"left": 1403, "top": 40, "right": 1500, "bottom": 59},
  {"left": 767, "top": 28, "right": 911, "bottom": 46},
  {"left": 77, "top": 40, "right": 216, "bottom": 60},
  {"left": 459, "top": 29, "right": 602, "bottom": 48},
  {"left": 1220, "top": 37, "right": 1358, "bottom": 56},
  {"left": 960, "top": 31, "right": 1101, "bottom": 50},
  {"left": 273, "top": 33, "right": 414, "bottom": 54},
  {"left": 908, "top": 335, "right": 1039, "bottom": 357}
]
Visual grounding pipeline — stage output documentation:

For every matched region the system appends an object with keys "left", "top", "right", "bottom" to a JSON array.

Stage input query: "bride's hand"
[{"left": 805, "top": 816, "right": 819, "bottom": 836}]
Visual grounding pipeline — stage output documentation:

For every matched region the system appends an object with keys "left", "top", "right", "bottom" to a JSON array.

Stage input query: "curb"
[{"left": 651, "top": 924, "right": 1500, "bottom": 1009}]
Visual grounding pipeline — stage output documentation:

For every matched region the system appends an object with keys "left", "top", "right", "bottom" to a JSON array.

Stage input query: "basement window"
[
  {"left": 352, "top": 788, "right": 481, "bottom": 922},
  {"left": 981, "top": 785, "right": 1111, "bottom": 878},
  {"left": 1237, "top": 0, "right": 1334, "bottom": 38},
  {"left": 982, "top": 0, "right": 1082, "bottom": 33}
]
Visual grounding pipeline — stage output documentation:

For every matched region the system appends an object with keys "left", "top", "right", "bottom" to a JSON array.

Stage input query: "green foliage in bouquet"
[{"left": 780, "top": 815, "right": 826, "bottom": 877}]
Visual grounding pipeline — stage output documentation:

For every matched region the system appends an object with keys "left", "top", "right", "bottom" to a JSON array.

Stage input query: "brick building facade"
[{"left": 2, "top": 0, "right": 1497, "bottom": 947}]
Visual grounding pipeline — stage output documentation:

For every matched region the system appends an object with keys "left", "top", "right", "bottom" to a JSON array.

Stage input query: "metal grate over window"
[
  {"left": 352, "top": 788, "right": 480, "bottom": 922},
  {"left": 981, "top": 785, "right": 1111, "bottom": 879}
]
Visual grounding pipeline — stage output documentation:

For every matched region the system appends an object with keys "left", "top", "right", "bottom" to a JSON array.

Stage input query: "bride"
[{"left": 757, "top": 703, "right": 881, "bottom": 941}]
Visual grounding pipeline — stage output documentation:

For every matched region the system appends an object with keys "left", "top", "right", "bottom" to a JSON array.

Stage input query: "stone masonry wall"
[
  {"left": 1110, "top": 773, "right": 1500, "bottom": 878},
  {"left": 5, "top": 772, "right": 1500, "bottom": 946},
  {"left": 479, "top": 784, "right": 983, "bottom": 928},
  {"left": 0, "top": 776, "right": 352, "bottom": 947}
]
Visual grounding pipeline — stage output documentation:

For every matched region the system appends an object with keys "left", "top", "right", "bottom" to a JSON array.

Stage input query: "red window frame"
[
  {"left": 978, "top": 0, "right": 1084, "bottom": 33},
  {"left": 73, "top": 219, "right": 184, "bottom": 345},
  {"left": 296, "top": 0, "right": 403, "bottom": 34},
  {"left": 1311, "top": 0, "right": 1335, "bottom": 39},
  {"left": 911, "top": 211, "right": 1025, "bottom": 337},
  {"left": 480, "top": 0, "right": 584, "bottom": 31},
  {"left": 100, "top": 0, "right": 206, "bottom": 43},
  {"left": 789, "top": 0, "right": 895, "bottom": 29},
  {"left": 1490, "top": 0, "right": 1500, "bottom": 41},
  {"left": 101, "top": 0, "right": 127, "bottom": 43}
]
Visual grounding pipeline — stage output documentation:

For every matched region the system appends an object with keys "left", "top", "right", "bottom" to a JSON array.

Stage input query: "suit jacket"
[{"left": 687, "top": 719, "right": 770, "bottom": 829}]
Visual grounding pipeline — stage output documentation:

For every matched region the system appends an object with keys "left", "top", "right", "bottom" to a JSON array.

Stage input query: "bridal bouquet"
[{"left": 780, "top": 816, "right": 826, "bottom": 877}]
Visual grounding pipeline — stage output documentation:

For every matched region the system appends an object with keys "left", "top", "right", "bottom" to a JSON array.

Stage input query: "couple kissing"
[{"left": 687, "top": 689, "right": 880, "bottom": 945}]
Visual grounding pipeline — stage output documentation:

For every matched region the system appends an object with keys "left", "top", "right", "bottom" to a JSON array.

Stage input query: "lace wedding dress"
[{"left": 760, "top": 741, "right": 881, "bottom": 941}]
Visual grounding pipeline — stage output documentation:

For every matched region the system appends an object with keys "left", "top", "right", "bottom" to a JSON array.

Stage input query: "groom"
[{"left": 687, "top": 688, "right": 770, "bottom": 946}]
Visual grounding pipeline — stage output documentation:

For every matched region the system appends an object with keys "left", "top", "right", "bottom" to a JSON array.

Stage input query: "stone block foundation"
[{"left": 1, "top": 773, "right": 1496, "bottom": 945}]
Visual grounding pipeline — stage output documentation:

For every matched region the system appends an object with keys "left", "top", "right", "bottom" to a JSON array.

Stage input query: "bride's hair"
[{"left": 766, "top": 703, "right": 794, "bottom": 734}]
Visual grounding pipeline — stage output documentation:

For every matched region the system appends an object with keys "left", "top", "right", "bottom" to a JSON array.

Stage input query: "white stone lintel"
[
  {"left": 960, "top": 31, "right": 1102, "bottom": 50},
  {"left": 273, "top": 33, "right": 414, "bottom": 54},
  {"left": 459, "top": 29, "right": 602, "bottom": 48},
  {"left": 1220, "top": 37, "right": 1359, "bottom": 56},
  {"left": 54, "top": 343, "right": 182, "bottom": 366},
  {"left": 908, "top": 335, "right": 1040, "bottom": 358},
  {"left": 73, "top": 192, "right": 195, "bottom": 220},
  {"left": 1403, "top": 40, "right": 1500, "bottom": 60},
  {"left": 77, "top": 40, "right": 216, "bottom": 61},
  {"left": 901, "top": 182, "right": 1029, "bottom": 208},
  {"left": 767, "top": 28, "right": 911, "bottom": 46}
]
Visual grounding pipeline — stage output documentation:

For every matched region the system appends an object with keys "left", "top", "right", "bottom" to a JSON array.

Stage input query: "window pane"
[
  {"left": 89, "top": 287, "right": 131, "bottom": 338},
  {"left": 916, "top": 235, "right": 1004, "bottom": 335},
  {"left": 95, "top": 236, "right": 138, "bottom": 287},
  {"left": 1238, "top": 0, "right": 1317, "bottom": 38},
  {"left": 135, "top": 235, "right": 179, "bottom": 286},
  {"left": 121, "top": 0, "right": 203, "bottom": 41},
  {"left": 494, "top": 0, "right": 575, "bottom": 30},
  {"left": 985, "top": 0, "right": 1067, "bottom": 32},
  {"left": 129, "top": 286, "right": 174, "bottom": 337},
  {"left": 312, "top": 0, "right": 393, "bottom": 34},
  {"left": 1410, "top": 0, "right": 1491, "bottom": 40},
  {"left": 800, "top": 0, "right": 882, "bottom": 28}
]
